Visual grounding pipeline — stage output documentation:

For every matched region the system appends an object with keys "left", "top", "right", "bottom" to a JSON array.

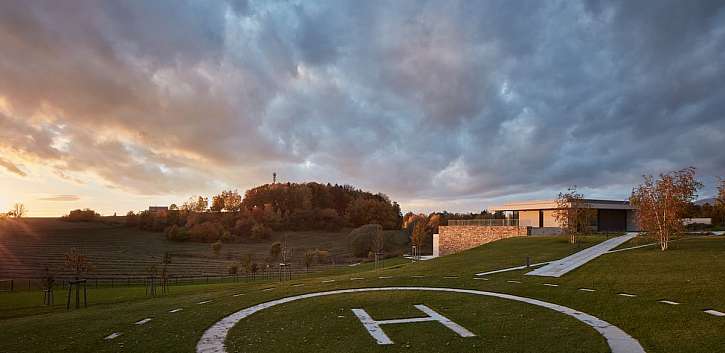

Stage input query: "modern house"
[{"left": 488, "top": 199, "right": 639, "bottom": 233}]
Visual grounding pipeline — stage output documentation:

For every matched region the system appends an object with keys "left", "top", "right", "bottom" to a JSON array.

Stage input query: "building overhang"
[{"left": 489, "top": 199, "right": 635, "bottom": 212}]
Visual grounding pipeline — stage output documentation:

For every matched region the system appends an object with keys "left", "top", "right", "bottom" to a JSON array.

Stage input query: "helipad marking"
[
  {"left": 198, "top": 300, "right": 213, "bottom": 305},
  {"left": 169, "top": 308, "right": 183, "bottom": 313},
  {"left": 104, "top": 332, "right": 122, "bottom": 340},
  {"left": 579, "top": 288, "right": 596, "bottom": 292},
  {"left": 196, "top": 287, "right": 646, "bottom": 353},
  {"left": 704, "top": 309, "right": 725, "bottom": 317},
  {"left": 352, "top": 304, "right": 475, "bottom": 345},
  {"left": 135, "top": 318, "right": 152, "bottom": 325},
  {"left": 659, "top": 300, "right": 679, "bottom": 305}
]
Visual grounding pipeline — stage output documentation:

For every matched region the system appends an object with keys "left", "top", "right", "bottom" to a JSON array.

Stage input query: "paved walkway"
[
  {"left": 526, "top": 233, "right": 638, "bottom": 278},
  {"left": 475, "top": 262, "right": 550, "bottom": 277}
]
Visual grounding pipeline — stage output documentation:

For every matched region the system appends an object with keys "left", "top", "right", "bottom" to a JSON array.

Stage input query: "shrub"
[
  {"left": 124, "top": 211, "right": 139, "bottom": 226},
  {"left": 165, "top": 225, "right": 178, "bottom": 240},
  {"left": 269, "top": 241, "right": 282, "bottom": 262},
  {"left": 220, "top": 230, "right": 235, "bottom": 243},
  {"left": 188, "top": 221, "right": 224, "bottom": 242},
  {"left": 211, "top": 241, "right": 222, "bottom": 256},
  {"left": 349, "top": 224, "right": 383, "bottom": 258},
  {"left": 227, "top": 263, "right": 239, "bottom": 274},
  {"left": 240, "top": 254, "right": 253, "bottom": 274},
  {"left": 233, "top": 217, "right": 255, "bottom": 237},
  {"left": 62, "top": 209, "right": 101, "bottom": 222},
  {"left": 303, "top": 249, "right": 317, "bottom": 270},
  {"left": 315, "top": 250, "right": 331, "bottom": 264},
  {"left": 317, "top": 208, "right": 344, "bottom": 231},
  {"left": 250, "top": 223, "right": 272, "bottom": 240}
]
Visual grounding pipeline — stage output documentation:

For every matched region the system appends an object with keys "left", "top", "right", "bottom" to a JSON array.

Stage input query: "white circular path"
[{"left": 196, "top": 286, "right": 646, "bottom": 353}]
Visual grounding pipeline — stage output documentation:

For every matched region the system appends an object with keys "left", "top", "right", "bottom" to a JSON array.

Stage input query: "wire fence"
[{"left": 0, "top": 265, "right": 342, "bottom": 292}]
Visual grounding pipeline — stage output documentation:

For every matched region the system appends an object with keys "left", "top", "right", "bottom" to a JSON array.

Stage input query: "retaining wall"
[{"left": 437, "top": 225, "right": 529, "bottom": 256}]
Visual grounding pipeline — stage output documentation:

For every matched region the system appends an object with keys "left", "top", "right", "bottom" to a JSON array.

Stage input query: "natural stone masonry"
[
  {"left": 437, "top": 225, "right": 529, "bottom": 256},
  {"left": 196, "top": 287, "right": 646, "bottom": 353}
]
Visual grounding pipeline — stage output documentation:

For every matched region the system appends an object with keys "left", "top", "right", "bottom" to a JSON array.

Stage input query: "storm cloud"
[{"left": 1, "top": 0, "right": 724, "bottom": 210}]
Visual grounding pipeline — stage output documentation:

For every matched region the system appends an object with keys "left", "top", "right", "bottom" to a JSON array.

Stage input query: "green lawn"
[{"left": 1, "top": 234, "right": 724, "bottom": 352}]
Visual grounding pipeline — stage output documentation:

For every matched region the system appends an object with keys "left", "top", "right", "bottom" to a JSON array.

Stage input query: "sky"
[{"left": 1, "top": 0, "right": 724, "bottom": 217}]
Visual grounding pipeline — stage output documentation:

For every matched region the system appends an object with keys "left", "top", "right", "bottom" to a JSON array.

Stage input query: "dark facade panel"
[{"left": 598, "top": 209, "right": 627, "bottom": 232}]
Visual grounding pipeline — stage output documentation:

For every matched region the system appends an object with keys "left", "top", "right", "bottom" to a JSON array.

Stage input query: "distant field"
[{"left": 0, "top": 218, "right": 397, "bottom": 281}]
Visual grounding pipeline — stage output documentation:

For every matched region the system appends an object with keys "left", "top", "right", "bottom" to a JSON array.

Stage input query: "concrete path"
[
  {"left": 526, "top": 233, "right": 638, "bottom": 278},
  {"left": 475, "top": 262, "right": 550, "bottom": 277}
]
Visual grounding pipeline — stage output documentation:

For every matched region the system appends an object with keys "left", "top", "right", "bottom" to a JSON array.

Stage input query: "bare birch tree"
[
  {"left": 630, "top": 167, "right": 702, "bottom": 251},
  {"left": 554, "top": 186, "right": 595, "bottom": 244}
]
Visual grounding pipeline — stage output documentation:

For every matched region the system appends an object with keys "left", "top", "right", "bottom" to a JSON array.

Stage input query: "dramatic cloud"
[
  {"left": 1, "top": 0, "right": 724, "bottom": 211},
  {"left": 0, "top": 158, "right": 25, "bottom": 177},
  {"left": 37, "top": 195, "right": 80, "bottom": 202}
]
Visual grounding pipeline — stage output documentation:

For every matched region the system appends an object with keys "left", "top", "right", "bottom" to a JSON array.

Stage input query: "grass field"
[{"left": 1, "top": 233, "right": 724, "bottom": 352}]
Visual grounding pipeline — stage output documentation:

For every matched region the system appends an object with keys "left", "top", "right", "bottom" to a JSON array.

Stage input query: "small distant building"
[{"left": 149, "top": 206, "right": 169, "bottom": 214}]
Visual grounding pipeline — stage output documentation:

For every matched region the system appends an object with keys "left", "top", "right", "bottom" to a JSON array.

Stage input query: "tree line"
[{"left": 125, "top": 182, "right": 403, "bottom": 243}]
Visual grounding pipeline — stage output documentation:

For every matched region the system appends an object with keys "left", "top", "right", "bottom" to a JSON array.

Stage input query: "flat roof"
[{"left": 489, "top": 199, "right": 634, "bottom": 211}]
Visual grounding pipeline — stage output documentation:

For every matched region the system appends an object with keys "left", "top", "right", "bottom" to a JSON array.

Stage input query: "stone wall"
[{"left": 437, "top": 225, "right": 529, "bottom": 256}]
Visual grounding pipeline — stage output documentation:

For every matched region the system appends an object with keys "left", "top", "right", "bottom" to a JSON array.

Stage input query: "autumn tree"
[
  {"left": 182, "top": 196, "right": 208, "bottom": 212},
  {"left": 211, "top": 241, "right": 222, "bottom": 256},
  {"left": 269, "top": 241, "right": 282, "bottom": 263},
  {"left": 221, "top": 190, "right": 242, "bottom": 212},
  {"left": 8, "top": 203, "right": 26, "bottom": 218},
  {"left": 411, "top": 215, "right": 428, "bottom": 258},
  {"left": 554, "top": 186, "right": 595, "bottom": 244},
  {"left": 240, "top": 254, "right": 253, "bottom": 277},
  {"left": 630, "top": 167, "right": 702, "bottom": 251},
  {"left": 303, "top": 249, "right": 316, "bottom": 272},
  {"left": 64, "top": 248, "right": 93, "bottom": 279},
  {"left": 210, "top": 195, "right": 225, "bottom": 212},
  {"left": 346, "top": 198, "right": 399, "bottom": 229},
  {"left": 718, "top": 178, "right": 725, "bottom": 210}
]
